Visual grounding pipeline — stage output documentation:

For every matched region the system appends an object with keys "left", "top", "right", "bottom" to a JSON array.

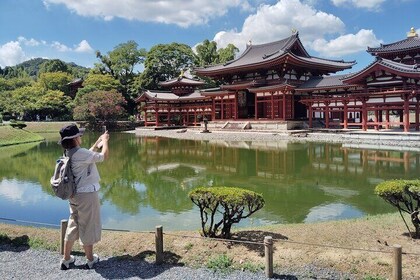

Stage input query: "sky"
[{"left": 0, "top": 0, "right": 418, "bottom": 74}]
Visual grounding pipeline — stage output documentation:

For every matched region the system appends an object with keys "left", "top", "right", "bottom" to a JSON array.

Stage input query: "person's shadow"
[{"left": 79, "top": 250, "right": 184, "bottom": 279}]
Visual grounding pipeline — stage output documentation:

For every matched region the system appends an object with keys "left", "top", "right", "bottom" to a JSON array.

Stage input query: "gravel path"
[{"left": 0, "top": 245, "right": 355, "bottom": 280}]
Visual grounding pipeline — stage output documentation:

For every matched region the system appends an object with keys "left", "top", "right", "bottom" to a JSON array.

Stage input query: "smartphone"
[{"left": 97, "top": 126, "right": 107, "bottom": 148}]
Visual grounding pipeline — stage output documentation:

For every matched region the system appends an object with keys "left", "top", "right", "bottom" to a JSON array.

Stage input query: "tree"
[
  {"left": 139, "top": 43, "right": 198, "bottom": 90},
  {"left": 38, "top": 72, "right": 74, "bottom": 95},
  {"left": 375, "top": 179, "right": 420, "bottom": 238},
  {"left": 82, "top": 73, "right": 121, "bottom": 92},
  {"left": 196, "top": 39, "right": 218, "bottom": 66},
  {"left": 73, "top": 90, "right": 127, "bottom": 126},
  {"left": 189, "top": 186, "right": 265, "bottom": 239},
  {"left": 95, "top": 41, "right": 146, "bottom": 114},
  {"left": 217, "top": 44, "right": 239, "bottom": 64},
  {"left": 39, "top": 59, "right": 69, "bottom": 74},
  {"left": 195, "top": 40, "right": 239, "bottom": 66}
]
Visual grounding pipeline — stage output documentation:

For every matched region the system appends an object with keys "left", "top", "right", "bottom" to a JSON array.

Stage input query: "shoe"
[
  {"left": 60, "top": 255, "right": 75, "bottom": 270},
  {"left": 85, "top": 254, "right": 99, "bottom": 269}
]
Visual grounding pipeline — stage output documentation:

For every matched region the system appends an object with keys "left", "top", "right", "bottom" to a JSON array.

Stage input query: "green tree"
[
  {"left": 196, "top": 39, "right": 218, "bottom": 66},
  {"left": 217, "top": 43, "right": 239, "bottom": 64},
  {"left": 73, "top": 90, "right": 127, "bottom": 125},
  {"left": 189, "top": 186, "right": 265, "bottom": 239},
  {"left": 95, "top": 41, "right": 146, "bottom": 114},
  {"left": 375, "top": 179, "right": 420, "bottom": 238},
  {"left": 81, "top": 73, "right": 121, "bottom": 92},
  {"left": 38, "top": 72, "right": 74, "bottom": 96},
  {"left": 39, "top": 59, "right": 69, "bottom": 74},
  {"left": 139, "top": 43, "right": 198, "bottom": 90}
]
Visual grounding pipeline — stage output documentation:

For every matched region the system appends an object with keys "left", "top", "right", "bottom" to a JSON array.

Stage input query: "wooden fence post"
[
  {"left": 264, "top": 236, "right": 273, "bottom": 278},
  {"left": 392, "top": 244, "right": 402, "bottom": 280},
  {"left": 155, "top": 225, "right": 163, "bottom": 264},
  {"left": 60, "top": 219, "right": 68, "bottom": 255}
]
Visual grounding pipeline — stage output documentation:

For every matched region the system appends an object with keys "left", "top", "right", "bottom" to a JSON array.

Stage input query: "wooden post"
[
  {"left": 264, "top": 236, "right": 273, "bottom": 278},
  {"left": 60, "top": 219, "right": 68, "bottom": 255},
  {"left": 155, "top": 225, "right": 164, "bottom": 264},
  {"left": 392, "top": 244, "right": 402, "bottom": 280}
]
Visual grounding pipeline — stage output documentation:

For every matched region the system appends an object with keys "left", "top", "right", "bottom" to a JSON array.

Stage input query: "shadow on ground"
[
  {"left": 230, "top": 230, "right": 288, "bottom": 256},
  {"left": 89, "top": 250, "right": 184, "bottom": 279},
  {"left": 0, "top": 234, "right": 30, "bottom": 252}
]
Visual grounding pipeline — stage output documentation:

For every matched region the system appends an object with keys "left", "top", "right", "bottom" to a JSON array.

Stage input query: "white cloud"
[
  {"left": 211, "top": 0, "right": 382, "bottom": 58},
  {"left": 51, "top": 41, "right": 72, "bottom": 52},
  {"left": 310, "top": 29, "right": 382, "bottom": 57},
  {"left": 331, "top": 0, "right": 386, "bottom": 10},
  {"left": 43, "top": 0, "right": 251, "bottom": 28},
  {"left": 17, "top": 36, "right": 42, "bottom": 47},
  {"left": 74, "top": 40, "right": 94, "bottom": 53},
  {"left": 213, "top": 0, "right": 345, "bottom": 53},
  {"left": 0, "top": 41, "right": 26, "bottom": 67}
]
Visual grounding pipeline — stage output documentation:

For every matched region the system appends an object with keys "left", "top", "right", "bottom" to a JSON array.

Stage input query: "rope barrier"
[
  {"left": 163, "top": 232, "right": 264, "bottom": 246},
  {"left": 1, "top": 216, "right": 419, "bottom": 256}
]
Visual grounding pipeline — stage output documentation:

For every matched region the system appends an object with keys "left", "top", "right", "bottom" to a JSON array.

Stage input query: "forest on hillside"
[{"left": 0, "top": 39, "right": 238, "bottom": 124}]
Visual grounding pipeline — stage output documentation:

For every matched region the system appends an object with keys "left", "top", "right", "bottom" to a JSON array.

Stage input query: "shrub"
[
  {"left": 189, "top": 186, "right": 265, "bottom": 239},
  {"left": 9, "top": 121, "right": 27, "bottom": 129},
  {"left": 375, "top": 179, "right": 420, "bottom": 238}
]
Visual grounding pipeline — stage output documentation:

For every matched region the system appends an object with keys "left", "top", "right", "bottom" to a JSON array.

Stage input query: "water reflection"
[{"left": 0, "top": 132, "right": 419, "bottom": 231}]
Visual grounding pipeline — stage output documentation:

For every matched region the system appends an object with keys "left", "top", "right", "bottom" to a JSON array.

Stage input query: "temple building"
[
  {"left": 137, "top": 74, "right": 212, "bottom": 127},
  {"left": 137, "top": 28, "right": 420, "bottom": 131}
]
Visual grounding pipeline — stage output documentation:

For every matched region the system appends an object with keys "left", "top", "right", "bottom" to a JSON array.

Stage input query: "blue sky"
[{"left": 0, "top": 0, "right": 418, "bottom": 73}]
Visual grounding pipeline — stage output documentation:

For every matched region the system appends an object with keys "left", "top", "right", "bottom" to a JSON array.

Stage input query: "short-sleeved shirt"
[{"left": 69, "top": 147, "right": 104, "bottom": 193}]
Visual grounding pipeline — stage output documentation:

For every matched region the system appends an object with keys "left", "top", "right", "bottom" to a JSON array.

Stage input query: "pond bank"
[
  {"left": 134, "top": 127, "right": 420, "bottom": 150},
  {"left": 1, "top": 212, "right": 419, "bottom": 279},
  {"left": 0, "top": 126, "right": 44, "bottom": 147}
]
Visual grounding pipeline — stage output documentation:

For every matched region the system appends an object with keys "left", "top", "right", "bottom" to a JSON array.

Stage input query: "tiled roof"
[
  {"left": 342, "top": 57, "right": 420, "bottom": 83},
  {"left": 367, "top": 37, "right": 420, "bottom": 54},
  {"left": 297, "top": 74, "right": 353, "bottom": 90},
  {"left": 142, "top": 90, "right": 208, "bottom": 101},
  {"left": 195, "top": 33, "right": 354, "bottom": 74},
  {"left": 159, "top": 76, "right": 205, "bottom": 87}
]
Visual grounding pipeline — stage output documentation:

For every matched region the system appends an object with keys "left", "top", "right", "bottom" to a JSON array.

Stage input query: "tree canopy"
[{"left": 138, "top": 43, "right": 198, "bottom": 90}]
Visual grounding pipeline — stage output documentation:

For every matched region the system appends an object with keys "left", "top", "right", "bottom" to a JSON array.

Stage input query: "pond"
[{"left": 1, "top": 132, "right": 419, "bottom": 232}]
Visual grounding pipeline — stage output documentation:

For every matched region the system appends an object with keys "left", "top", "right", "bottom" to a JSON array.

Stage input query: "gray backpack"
[{"left": 50, "top": 148, "right": 80, "bottom": 200}]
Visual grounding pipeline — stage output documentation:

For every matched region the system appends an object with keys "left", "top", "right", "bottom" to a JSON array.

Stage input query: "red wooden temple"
[
  {"left": 136, "top": 75, "right": 212, "bottom": 126},
  {"left": 137, "top": 28, "right": 420, "bottom": 131}
]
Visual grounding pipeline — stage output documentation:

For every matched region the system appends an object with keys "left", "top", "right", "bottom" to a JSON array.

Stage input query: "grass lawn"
[
  {"left": 0, "top": 125, "right": 45, "bottom": 147},
  {"left": 24, "top": 121, "right": 75, "bottom": 133}
]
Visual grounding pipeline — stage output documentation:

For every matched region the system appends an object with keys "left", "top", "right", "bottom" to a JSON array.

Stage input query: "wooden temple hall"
[{"left": 137, "top": 28, "right": 420, "bottom": 131}]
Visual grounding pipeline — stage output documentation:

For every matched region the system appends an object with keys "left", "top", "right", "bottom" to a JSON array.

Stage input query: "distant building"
[{"left": 137, "top": 29, "right": 420, "bottom": 131}]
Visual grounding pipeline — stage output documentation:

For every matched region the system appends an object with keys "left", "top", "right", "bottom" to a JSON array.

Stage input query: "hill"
[{"left": 0, "top": 58, "right": 90, "bottom": 79}]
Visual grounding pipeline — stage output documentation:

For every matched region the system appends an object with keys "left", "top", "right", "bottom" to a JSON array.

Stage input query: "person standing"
[{"left": 58, "top": 124, "right": 109, "bottom": 270}]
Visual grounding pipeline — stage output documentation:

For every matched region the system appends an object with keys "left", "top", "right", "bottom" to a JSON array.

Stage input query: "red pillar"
[
  {"left": 271, "top": 93, "right": 274, "bottom": 119},
  {"left": 282, "top": 93, "right": 286, "bottom": 120},
  {"left": 324, "top": 102, "right": 330, "bottom": 129},
  {"left": 403, "top": 93, "right": 410, "bottom": 132},
  {"left": 308, "top": 102, "right": 313, "bottom": 128},
  {"left": 386, "top": 110, "right": 390, "bottom": 129},
  {"left": 343, "top": 101, "right": 348, "bottom": 129},
  {"left": 362, "top": 99, "right": 367, "bottom": 131},
  {"left": 255, "top": 93, "right": 258, "bottom": 120},
  {"left": 416, "top": 97, "right": 419, "bottom": 131}
]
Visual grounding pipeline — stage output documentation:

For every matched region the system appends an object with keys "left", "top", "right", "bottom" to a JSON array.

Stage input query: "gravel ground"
[{"left": 0, "top": 245, "right": 354, "bottom": 280}]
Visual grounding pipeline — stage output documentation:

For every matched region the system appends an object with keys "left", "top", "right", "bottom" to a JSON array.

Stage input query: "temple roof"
[
  {"left": 367, "top": 36, "right": 420, "bottom": 55},
  {"left": 195, "top": 33, "right": 355, "bottom": 76},
  {"left": 159, "top": 75, "right": 205, "bottom": 87},
  {"left": 296, "top": 74, "right": 353, "bottom": 91},
  {"left": 342, "top": 57, "right": 420, "bottom": 84},
  {"left": 137, "top": 90, "right": 209, "bottom": 102}
]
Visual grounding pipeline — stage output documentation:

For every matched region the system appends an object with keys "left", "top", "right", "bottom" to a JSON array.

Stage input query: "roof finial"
[
  {"left": 247, "top": 39, "right": 252, "bottom": 46},
  {"left": 291, "top": 28, "right": 298, "bottom": 35},
  {"left": 179, "top": 69, "right": 184, "bottom": 77},
  {"left": 407, "top": 27, "right": 418, "bottom": 38}
]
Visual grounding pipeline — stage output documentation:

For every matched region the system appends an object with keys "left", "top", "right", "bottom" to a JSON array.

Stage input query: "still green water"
[{"left": 0, "top": 132, "right": 419, "bottom": 231}]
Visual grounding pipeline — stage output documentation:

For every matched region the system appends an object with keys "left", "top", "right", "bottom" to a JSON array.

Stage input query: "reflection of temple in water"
[{"left": 135, "top": 136, "right": 419, "bottom": 223}]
